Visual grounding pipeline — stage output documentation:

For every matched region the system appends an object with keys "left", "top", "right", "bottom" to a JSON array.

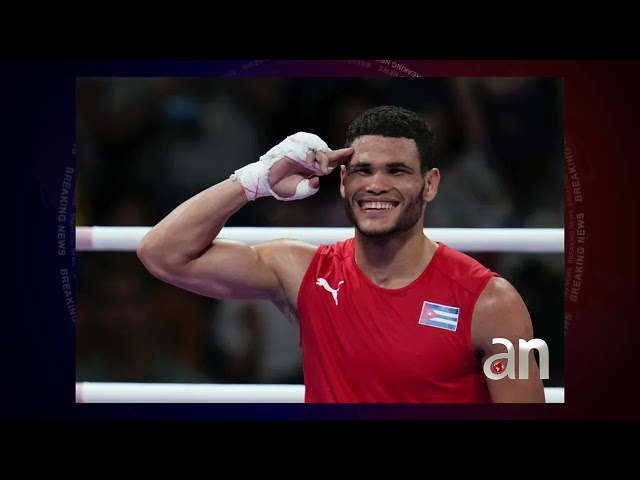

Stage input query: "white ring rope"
[
  {"left": 75, "top": 383, "right": 565, "bottom": 403},
  {"left": 76, "top": 226, "right": 564, "bottom": 252}
]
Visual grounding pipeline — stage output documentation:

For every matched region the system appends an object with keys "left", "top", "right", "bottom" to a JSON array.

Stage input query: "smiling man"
[{"left": 137, "top": 105, "right": 545, "bottom": 403}]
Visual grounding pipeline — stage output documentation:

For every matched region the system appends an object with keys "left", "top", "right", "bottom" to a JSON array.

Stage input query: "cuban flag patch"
[{"left": 418, "top": 301, "right": 460, "bottom": 332}]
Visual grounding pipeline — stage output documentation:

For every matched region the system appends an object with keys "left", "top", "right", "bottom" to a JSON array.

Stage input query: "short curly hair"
[{"left": 344, "top": 105, "right": 434, "bottom": 175}]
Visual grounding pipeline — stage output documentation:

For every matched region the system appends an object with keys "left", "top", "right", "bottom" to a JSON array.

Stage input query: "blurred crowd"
[{"left": 75, "top": 76, "right": 565, "bottom": 387}]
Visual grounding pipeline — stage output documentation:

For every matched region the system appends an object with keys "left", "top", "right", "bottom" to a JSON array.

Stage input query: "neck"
[{"left": 354, "top": 224, "right": 438, "bottom": 289}]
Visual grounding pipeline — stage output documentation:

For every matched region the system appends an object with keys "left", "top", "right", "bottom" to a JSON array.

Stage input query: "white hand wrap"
[{"left": 230, "top": 132, "right": 332, "bottom": 201}]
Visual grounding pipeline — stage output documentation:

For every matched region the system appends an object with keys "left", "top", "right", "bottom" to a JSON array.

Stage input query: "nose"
[{"left": 365, "top": 172, "right": 391, "bottom": 194}]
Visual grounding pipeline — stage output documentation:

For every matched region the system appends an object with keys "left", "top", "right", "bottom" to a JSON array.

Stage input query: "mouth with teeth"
[{"left": 357, "top": 200, "right": 400, "bottom": 212}]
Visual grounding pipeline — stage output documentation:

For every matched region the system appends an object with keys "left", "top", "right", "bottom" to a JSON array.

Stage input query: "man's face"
[{"left": 340, "top": 135, "right": 439, "bottom": 239}]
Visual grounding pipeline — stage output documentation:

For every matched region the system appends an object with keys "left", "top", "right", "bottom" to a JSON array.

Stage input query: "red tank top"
[{"left": 297, "top": 239, "right": 500, "bottom": 403}]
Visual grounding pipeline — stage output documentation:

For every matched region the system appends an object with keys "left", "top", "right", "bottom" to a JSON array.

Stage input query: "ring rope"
[
  {"left": 75, "top": 382, "right": 565, "bottom": 403},
  {"left": 76, "top": 226, "right": 564, "bottom": 253}
]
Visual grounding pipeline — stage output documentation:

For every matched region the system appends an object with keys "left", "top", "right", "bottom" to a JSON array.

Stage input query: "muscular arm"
[
  {"left": 471, "top": 277, "right": 546, "bottom": 403},
  {"left": 137, "top": 133, "right": 351, "bottom": 315},
  {"left": 137, "top": 178, "right": 314, "bottom": 305}
]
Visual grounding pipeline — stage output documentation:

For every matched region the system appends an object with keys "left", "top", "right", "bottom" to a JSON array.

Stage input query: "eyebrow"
[
  {"left": 349, "top": 161, "right": 414, "bottom": 171},
  {"left": 386, "top": 162, "right": 413, "bottom": 170}
]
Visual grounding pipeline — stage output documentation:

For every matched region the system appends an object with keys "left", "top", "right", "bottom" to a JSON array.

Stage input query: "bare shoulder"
[
  {"left": 254, "top": 238, "right": 317, "bottom": 272},
  {"left": 254, "top": 239, "right": 318, "bottom": 320},
  {"left": 471, "top": 276, "right": 533, "bottom": 353},
  {"left": 474, "top": 277, "right": 527, "bottom": 318}
]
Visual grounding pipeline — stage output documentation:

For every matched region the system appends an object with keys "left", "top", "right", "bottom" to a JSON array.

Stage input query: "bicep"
[
  {"left": 471, "top": 277, "right": 546, "bottom": 403},
  {"left": 160, "top": 239, "right": 284, "bottom": 301}
]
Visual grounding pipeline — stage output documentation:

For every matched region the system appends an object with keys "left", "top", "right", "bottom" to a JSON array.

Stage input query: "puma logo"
[{"left": 316, "top": 278, "right": 345, "bottom": 306}]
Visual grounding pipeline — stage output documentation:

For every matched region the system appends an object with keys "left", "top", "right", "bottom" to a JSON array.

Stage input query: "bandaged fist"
[
  {"left": 231, "top": 132, "right": 353, "bottom": 201},
  {"left": 267, "top": 133, "right": 353, "bottom": 200}
]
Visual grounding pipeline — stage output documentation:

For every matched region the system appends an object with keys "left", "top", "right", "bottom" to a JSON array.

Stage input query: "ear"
[
  {"left": 340, "top": 164, "right": 347, "bottom": 199},
  {"left": 424, "top": 168, "right": 440, "bottom": 202}
]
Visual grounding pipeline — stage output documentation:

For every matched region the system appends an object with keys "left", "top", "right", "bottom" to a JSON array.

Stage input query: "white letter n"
[{"left": 519, "top": 339, "right": 549, "bottom": 380}]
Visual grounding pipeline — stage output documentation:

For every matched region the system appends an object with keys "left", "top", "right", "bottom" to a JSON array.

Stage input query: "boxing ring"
[{"left": 75, "top": 226, "right": 565, "bottom": 403}]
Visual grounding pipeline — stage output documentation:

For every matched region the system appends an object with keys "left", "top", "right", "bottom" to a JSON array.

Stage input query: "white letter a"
[{"left": 483, "top": 338, "right": 516, "bottom": 380}]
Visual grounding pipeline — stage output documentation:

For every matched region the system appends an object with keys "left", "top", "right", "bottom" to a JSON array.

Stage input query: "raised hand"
[
  {"left": 268, "top": 137, "right": 354, "bottom": 200},
  {"left": 231, "top": 132, "right": 353, "bottom": 202}
]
